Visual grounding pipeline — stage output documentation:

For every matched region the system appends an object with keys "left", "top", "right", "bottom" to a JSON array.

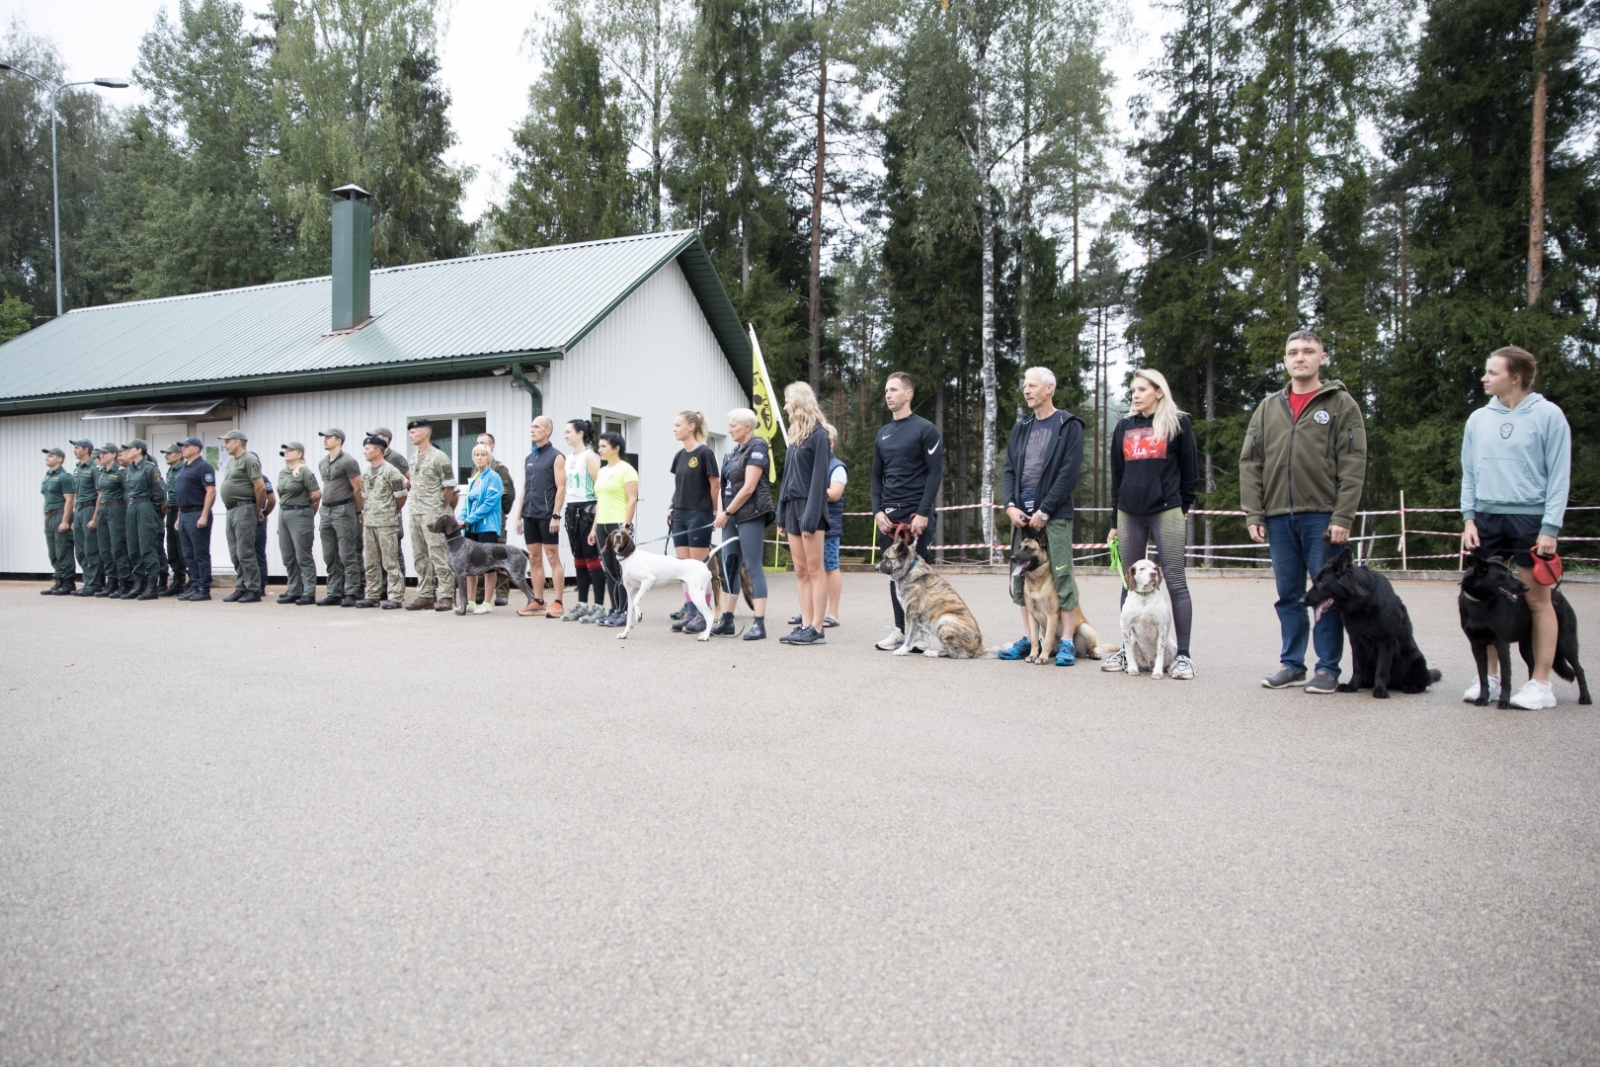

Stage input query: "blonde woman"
[
  {"left": 459, "top": 443, "right": 505, "bottom": 614},
  {"left": 775, "top": 382, "right": 833, "bottom": 645},
  {"left": 1103, "top": 368, "right": 1200, "bottom": 678},
  {"left": 668, "top": 409, "right": 721, "bottom": 633}
]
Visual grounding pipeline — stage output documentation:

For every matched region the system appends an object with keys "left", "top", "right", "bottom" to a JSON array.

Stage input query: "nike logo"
[
  {"left": 880, "top": 434, "right": 892, "bottom": 441},
  {"left": 927, "top": 444, "right": 939, "bottom": 455}
]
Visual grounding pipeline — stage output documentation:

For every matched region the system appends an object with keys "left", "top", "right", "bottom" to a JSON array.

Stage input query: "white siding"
[{"left": 0, "top": 410, "right": 131, "bottom": 573}]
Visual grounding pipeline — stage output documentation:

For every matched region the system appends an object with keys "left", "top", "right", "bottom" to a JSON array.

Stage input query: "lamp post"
[{"left": 0, "top": 64, "right": 129, "bottom": 317}]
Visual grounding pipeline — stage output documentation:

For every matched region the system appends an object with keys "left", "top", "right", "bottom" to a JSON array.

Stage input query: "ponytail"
[
  {"left": 567, "top": 418, "right": 595, "bottom": 448},
  {"left": 679, "top": 409, "right": 708, "bottom": 443}
]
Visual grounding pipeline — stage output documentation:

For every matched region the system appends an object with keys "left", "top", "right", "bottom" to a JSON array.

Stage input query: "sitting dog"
[
  {"left": 1120, "top": 558, "right": 1178, "bottom": 678},
  {"left": 1301, "top": 549, "right": 1440, "bottom": 698},
  {"left": 1008, "top": 534, "right": 1105, "bottom": 663},
  {"left": 427, "top": 513, "right": 539, "bottom": 615},
  {"left": 1459, "top": 556, "right": 1590, "bottom": 708},
  {"left": 874, "top": 535, "right": 990, "bottom": 658},
  {"left": 608, "top": 528, "right": 723, "bottom": 641}
]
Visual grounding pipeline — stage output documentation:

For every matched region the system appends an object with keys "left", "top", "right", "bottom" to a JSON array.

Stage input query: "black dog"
[
  {"left": 426, "top": 513, "right": 539, "bottom": 615},
  {"left": 1302, "top": 550, "right": 1441, "bottom": 698},
  {"left": 1458, "top": 556, "right": 1591, "bottom": 708}
]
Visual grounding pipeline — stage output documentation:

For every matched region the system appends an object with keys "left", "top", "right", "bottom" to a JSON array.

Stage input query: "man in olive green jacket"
[{"left": 1240, "top": 329, "right": 1368, "bottom": 695}]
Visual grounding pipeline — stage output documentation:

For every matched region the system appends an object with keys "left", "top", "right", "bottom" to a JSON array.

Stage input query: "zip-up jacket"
[
  {"left": 1239, "top": 380, "right": 1367, "bottom": 529},
  {"left": 1002, "top": 410, "right": 1085, "bottom": 521},
  {"left": 779, "top": 424, "right": 832, "bottom": 533}
]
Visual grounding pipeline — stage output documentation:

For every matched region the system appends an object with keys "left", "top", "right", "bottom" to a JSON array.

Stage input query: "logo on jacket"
[
  {"left": 1500, "top": 422, "right": 1514, "bottom": 439},
  {"left": 688, "top": 456, "right": 699, "bottom": 468},
  {"left": 1313, "top": 410, "right": 1331, "bottom": 425}
]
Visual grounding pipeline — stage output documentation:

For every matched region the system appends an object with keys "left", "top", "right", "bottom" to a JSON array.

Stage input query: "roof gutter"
[{"left": 0, "top": 350, "right": 563, "bottom": 417}]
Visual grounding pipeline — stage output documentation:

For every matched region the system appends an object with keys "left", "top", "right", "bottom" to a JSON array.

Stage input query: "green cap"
[
  {"left": 280, "top": 441, "right": 306, "bottom": 455},
  {"left": 219, "top": 429, "right": 248, "bottom": 442},
  {"left": 319, "top": 427, "right": 345, "bottom": 441},
  {"left": 124, "top": 438, "right": 149, "bottom": 452},
  {"left": 97, "top": 443, "right": 118, "bottom": 455},
  {"left": 368, "top": 427, "right": 394, "bottom": 441},
  {"left": 162, "top": 442, "right": 183, "bottom": 455},
  {"left": 42, "top": 446, "right": 65, "bottom": 458},
  {"left": 69, "top": 437, "right": 94, "bottom": 449}
]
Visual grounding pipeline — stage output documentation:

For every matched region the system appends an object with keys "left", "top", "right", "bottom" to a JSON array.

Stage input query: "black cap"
[{"left": 407, "top": 418, "right": 431, "bottom": 430}]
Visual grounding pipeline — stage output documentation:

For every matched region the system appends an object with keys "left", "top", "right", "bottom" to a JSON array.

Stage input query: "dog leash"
[{"left": 1107, "top": 534, "right": 1125, "bottom": 590}]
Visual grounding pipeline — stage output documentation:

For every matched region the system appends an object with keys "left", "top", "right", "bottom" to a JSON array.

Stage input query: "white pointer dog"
[
  {"left": 606, "top": 528, "right": 726, "bottom": 642},
  {"left": 1120, "top": 558, "right": 1178, "bottom": 678}
]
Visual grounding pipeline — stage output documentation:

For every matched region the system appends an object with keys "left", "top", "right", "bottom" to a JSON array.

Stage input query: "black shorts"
[
  {"left": 523, "top": 514, "right": 561, "bottom": 545},
  {"left": 670, "top": 508, "right": 715, "bottom": 549},
  {"left": 466, "top": 529, "right": 499, "bottom": 545},
  {"left": 1473, "top": 512, "right": 1541, "bottom": 569},
  {"left": 778, "top": 499, "right": 828, "bottom": 536}
]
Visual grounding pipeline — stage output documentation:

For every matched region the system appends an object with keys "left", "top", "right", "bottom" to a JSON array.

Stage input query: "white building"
[{"left": 0, "top": 190, "right": 752, "bottom": 579}]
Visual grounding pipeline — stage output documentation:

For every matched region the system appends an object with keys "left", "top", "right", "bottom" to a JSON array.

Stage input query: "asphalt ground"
[{"left": 1, "top": 571, "right": 1596, "bottom": 1066}]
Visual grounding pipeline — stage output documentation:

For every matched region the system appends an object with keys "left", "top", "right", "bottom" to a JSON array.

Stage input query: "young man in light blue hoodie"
[{"left": 1460, "top": 345, "right": 1572, "bottom": 709}]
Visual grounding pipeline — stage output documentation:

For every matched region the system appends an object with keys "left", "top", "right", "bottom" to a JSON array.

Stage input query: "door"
[{"left": 195, "top": 418, "right": 235, "bottom": 571}]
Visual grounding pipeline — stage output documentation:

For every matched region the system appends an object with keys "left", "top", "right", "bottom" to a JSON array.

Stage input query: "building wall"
[{"left": 1, "top": 260, "right": 747, "bottom": 581}]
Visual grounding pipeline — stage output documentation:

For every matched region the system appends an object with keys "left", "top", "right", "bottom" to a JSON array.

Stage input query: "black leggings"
[
  {"left": 565, "top": 502, "right": 600, "bottom": 603},
  {"left": 595, "top": 521, "right": 627, "bottom": 613}
]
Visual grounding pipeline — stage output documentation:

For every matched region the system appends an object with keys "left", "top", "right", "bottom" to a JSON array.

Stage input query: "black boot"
[
  {"left": 53, "top": 579, "right": 77, "bottom": 596},
  {"left": 94, "top": 581, "right": 113, "bottom": 598},
  {"left": 40, "top": 581, "right": 62, "bottom": 595},
  {"left": 106, "top": 579, "right": 125, "bottom": 599},
  {"left": 708, "top": 612, "right": 736, "bottom": 637},
  {"left": 137, "top": 577, "right": 160, "bottom": 601},
  {"left": 160, "top": 577, "right": 183, "bottom": 597},
  {"left": 743, "top": 617, "right": 767, "bottom": 641}
]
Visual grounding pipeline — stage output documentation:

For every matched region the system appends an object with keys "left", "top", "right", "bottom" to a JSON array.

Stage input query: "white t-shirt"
[{"left": 831, "top": 465, "right": 848, "bottom": 486}]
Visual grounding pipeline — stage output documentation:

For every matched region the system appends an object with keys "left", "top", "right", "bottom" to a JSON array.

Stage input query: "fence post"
[
  {"left": 1357, "top": 511, "right": 1368, "bottom": 565},
  {"left": 1399, "top": 490, "right": 1408, "bottom": 570}
]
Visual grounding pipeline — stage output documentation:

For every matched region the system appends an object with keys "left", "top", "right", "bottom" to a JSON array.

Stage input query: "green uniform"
[
  {"left": 122, "top": 457, "right": 165, "bottom": 580},
  {"left": 407, "top": 445, "right": 456, "bottom": 600},
  {"left": 362, "top": 459, "right": 407, "bottom": 601},
  {"left": 277, "top": 465, "right": 320, "bottom": 598},
  {"left": 219, "top": 451, "right": 263, "bottom": 593},
  {"left": 72, "top": 458, "right": 103, "bottom": 591},
  {"left": 318, "top": 450, "right": 363, "bottom": 598},
  {"left": 94, "top": 463, "right": 131, "bottom": 583},
  {"left": 164, "top": 461, "right": 186, "bottom": 589},
  {"left": 41, "top": 465, "right": 75, "bottom": 583}
]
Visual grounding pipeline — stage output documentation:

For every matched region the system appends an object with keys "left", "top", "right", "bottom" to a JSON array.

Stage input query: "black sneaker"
[
  {"left": 778, "top": 625, "right": 806, "bottom": 645},
  {"left": 792, "top": 626, "right": 825, "bottom": 646},
  {"left": 237, "top": 590, "right": 262, "bottom": 603},
  {"left": 683, "top": 613, "right": 707, "bottom": 634},
  {"left": 222, "top": 589, "right": 245, "bottom": 602},
  {"left": 277, "top": 593, "right": 295, "bottom": 604},
  {"left": 341, "top": 596, "right": 357, "bottom": 608},
  {"left": 1303, "top": 669, "right": 1339, "bottom": 695}
]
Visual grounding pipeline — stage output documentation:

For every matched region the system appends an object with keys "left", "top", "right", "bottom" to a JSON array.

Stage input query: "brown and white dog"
[
  {"left": 607, "top": 528, "right": 726, "bottom": 641},
  {"left": 1120, "top": 558, "right": 1177, "bottom": 678},
  {"left": 873, "top": 536, "right": 992, "bottom": 658}
]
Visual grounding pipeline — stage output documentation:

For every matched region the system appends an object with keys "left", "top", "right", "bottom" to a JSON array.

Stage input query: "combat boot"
[
  {"left": 49, "top": 579, "right": 76, "bottom": 596},
  {"left": 159, "top": 578, "right": 182, "bottom": 597},
  {"left": 405, "top": 597, "right": 435, "bottom": 611},
  {"left": 137, "top": 578, "right": 160, "bottom": 601},
  {"left": 41, "top": 580, "right": 63, "bottom": 595},
  {"left": 106, "top": 579, "right": 126, "bottom": 599}
]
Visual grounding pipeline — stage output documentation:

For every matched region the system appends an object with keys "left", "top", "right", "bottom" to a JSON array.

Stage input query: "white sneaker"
[
  {"left": 875, "top": 627, "right": 905, "bottom": 651},
  {"left": 1463, "top": 676, "right": 1502, "bottom": 704},
  {"left": 1100, "top": 649, "right": 1127, "bottom": 672},
  {"left": 1509, "top": 678, "right": 1557, "bottom": 710},
  {"left": 1169, "top": 654, "right": 1195, "bottom": 680},
  {"left": 473, "top": 603, "right": 492, "bottom": 615}
]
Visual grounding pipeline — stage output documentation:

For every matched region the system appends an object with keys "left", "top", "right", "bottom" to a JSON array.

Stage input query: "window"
[
  {"left": 412, "top": 414, "right": 489, "bottom": 485},
  {"left": 591, "top": 410, "right": 639, "bottom": 473}
]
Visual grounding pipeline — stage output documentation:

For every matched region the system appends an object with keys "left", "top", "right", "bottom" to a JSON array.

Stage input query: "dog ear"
[
  {"left": 1332, "top": 551, "right": 1352, "bottom": 572},
  {"left": 1125, "top": 566, "right": 1136, "bottom": 590}
]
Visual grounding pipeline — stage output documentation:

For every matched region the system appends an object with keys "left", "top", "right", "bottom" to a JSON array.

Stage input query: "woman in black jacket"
[
  {"left": 1105, "top": 367, "right": 1200, "bottom": 678},
  {"left": 775, "top": 382, "right": 833, "bottom": 646}
]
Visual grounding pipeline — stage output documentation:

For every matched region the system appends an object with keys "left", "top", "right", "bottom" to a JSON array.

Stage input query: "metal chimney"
[{"left": 330, "top": 184, "right": 372, "bottom": 331}]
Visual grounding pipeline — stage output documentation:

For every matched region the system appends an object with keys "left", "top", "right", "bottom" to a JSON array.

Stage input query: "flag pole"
[{"left": 749, "top": 325, "right": 789, "bottom": 569}]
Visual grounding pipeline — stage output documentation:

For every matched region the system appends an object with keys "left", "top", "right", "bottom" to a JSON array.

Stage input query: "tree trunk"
[
  {"left": 650, "top": 0, "right": 663, "bottom": 231},
  {"left": 1017, "top": 1, "right": 1033, "bottom": 369},
  {"left": 1527, "top": 0, "right": 1550, "bottom": 306},
  {"left": 1284, "top": 1, "right": 1301, "bottom": 319},
  {"left": 976, "top": 32, "right": 999, "bottom": 562},
  {"left": 808, "top": 16, "right": 828, "bottom": 391}
]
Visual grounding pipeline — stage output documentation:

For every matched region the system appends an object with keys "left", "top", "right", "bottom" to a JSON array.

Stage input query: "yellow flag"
[{"left": 749, "top": 326, "right": 786, "bottom": 482}]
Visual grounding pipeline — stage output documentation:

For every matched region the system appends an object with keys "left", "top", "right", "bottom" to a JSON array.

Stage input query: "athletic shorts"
[
  {"left": 466, "top": 529, "right": 499, "bottom": 545},
  {"left": 670, "top": 508, "right": 714, "bottom": 549},
  {"left": 523, "top": 514, "right": 561, "bottom": 545},
  {"left": 1473, "top": 512, "right": 1541, "bottom": 569},
  {"left": 823, "top": 536, "right": 840, "bottom": 571},
  {"left": 778, "top": 499, "right": 828, "bottom": 536},
  {"left": 1009, "top": 516, "right": 1079, "bottom": 612}
]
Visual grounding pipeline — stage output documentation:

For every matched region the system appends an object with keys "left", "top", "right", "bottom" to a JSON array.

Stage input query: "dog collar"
[
  {"left": 903, "top": 555, "right": 918, "bottom": 577},
  {"left": 1461, "top": 590, "right": 1481, "bottom": 603}
]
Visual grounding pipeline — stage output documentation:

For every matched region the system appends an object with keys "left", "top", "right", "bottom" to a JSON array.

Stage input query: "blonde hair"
[
  {"left": 677, "top": 409, "right": 708, "bottom": 443},
  {"left": 472, "top": 443, "right": 492, "bottom": 462},
  {"left": 784, "top": 381, "right": 826, "bottom": 444},
  {"left": 1131, "top": 368, "right": 1184, "bottom": 444},
  {"left": 728, "top": 407, "right": 759, "bottom": 430}
]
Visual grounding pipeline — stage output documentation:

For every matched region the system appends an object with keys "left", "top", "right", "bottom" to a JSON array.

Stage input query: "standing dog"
[
  {"left": 427, "top": 514, "right": 539, "bottom": 615},
  {"left": 608, "top": 528, "right": 724, "bottom": 641},
  {"left": 1301, "top": 550, "right": 1440, "bottom": 698},
  {"left": 1459, "top": 556, "right": 1590, "bottom": 708},
  {"left": 874, "top": 536, "right": 991, "bottom": 658},
  {"left": 1008, "top": 534, "right": 1105, "bottom": 663},
  {"left": 1120, "top": 558, "right": 1178, "bottom": 678}
]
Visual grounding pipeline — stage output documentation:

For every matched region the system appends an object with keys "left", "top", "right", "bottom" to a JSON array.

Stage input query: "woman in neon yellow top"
[{"left": 587, "top": 431, "right": 639, "bottom": 626}]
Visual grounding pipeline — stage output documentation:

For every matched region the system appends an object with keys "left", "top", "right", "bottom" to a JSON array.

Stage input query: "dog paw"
[
  {"left": 923, "top": 649, "right": 942, "bottom": 658},
  {"left": 892, "top": 646, "right": 910, "bottom": 656},
  {"left": 1125, "top": 665, "right": 1140, "bottom": 677},
  {"left": 1474, "top": 697, "right": 1489, "bottom": 707},
  {"left": 1373, "top": 689, "right": 1390, "bottom": 699},
  {"left": 1151, "top": 670, "right": 1164, "bottom": 680},
  {"left": 1336, "top": 682, "right": 1357, "bottom": 693}
]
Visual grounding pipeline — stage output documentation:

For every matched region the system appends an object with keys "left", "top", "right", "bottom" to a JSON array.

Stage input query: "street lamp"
[{"left": 0, "top": 63, "right": 129, "bottom": 318}]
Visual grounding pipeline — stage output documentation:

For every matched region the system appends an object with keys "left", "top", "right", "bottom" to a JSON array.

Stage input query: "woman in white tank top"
[{"left": 561, "top": 419, "right": 604, "bottom": 617}]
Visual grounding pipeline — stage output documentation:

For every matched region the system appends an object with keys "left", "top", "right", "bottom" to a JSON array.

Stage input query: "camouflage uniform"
[
  {"left": 406, "top": 444, "right": 456, "bottom": 603},
  {"left": 361, "top": 458, "right": 408, "bottom": 604}
]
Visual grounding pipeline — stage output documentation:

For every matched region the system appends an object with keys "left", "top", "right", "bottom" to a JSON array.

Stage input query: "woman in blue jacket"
[
  {"left": 1460, "top": 345, "right": 1572, "bottom": 709},
  {"left": 460, "top": 443, "right": 504, "bottom": 615}
]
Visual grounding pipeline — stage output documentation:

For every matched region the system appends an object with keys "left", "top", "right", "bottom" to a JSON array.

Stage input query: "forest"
[{"left": 3, "top": 0, "right": 1597, "bottom": 562}]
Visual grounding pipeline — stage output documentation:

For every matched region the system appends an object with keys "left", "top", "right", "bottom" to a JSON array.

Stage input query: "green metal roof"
[{"left": 0, "top": 230, "right": 751, "bottom": 415}]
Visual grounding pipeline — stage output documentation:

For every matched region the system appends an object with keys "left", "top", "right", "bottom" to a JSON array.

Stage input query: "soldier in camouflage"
[
  {"left": 403, "top": 418, "right": 457, "bottom": 612},
  {"left": 358, "top": 435, "right": 408, "bottom": 609}
]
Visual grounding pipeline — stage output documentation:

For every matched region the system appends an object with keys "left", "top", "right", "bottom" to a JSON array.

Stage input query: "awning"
[{"left": 81, "top": 398, "right": 232, "bottom": 420}]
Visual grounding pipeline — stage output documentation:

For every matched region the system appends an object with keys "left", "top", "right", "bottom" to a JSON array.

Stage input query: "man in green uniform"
[
  {"left": 159, "top": 443, "right": 187, "bottom": 596},
  {"left": 40, "top": 447, "right": 76, "bottom": 594},
  {"left": 317, "top": 428, "right": 364, "bottom": 607},
  {"left": 120, "top": 439, "right": 166, "bottom": 601},
  {"left": 218, "top": 429, "right": 265, "bottom": 603},
  {"left": 276, "top": 442, "right": 322, "bottom": 604},
  {"left": 358, "top": 435, "right": 408, "bottom": 609},
  {"left": 366, "top": 427, "right": 410, "bottom": 601},
  {"left": 403, "top": 418, "right": 457, "bottom": 611},
  {"left": 91, "top": 443, "right": 132, "bottom": 598},
  {"left": 68, "top": 438, "right": 102, "bottom": 596}
]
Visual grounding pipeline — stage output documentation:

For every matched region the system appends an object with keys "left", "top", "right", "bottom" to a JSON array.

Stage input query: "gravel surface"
[{"left": 2, "top": 572, "right": 1596, "bottom": 1066}]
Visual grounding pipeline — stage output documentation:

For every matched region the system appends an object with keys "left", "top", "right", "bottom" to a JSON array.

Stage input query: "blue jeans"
[
  {"left": 178, "top": 509, "right": 213, "bottom": 591},
  {"left": 1266, "top": 512, "right": 1345, "bottom": 677}
]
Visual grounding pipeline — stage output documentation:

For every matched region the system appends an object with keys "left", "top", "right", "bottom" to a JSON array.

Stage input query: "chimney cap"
[{"left": 330, "top": 184, "right": 372, "bottom": 202}]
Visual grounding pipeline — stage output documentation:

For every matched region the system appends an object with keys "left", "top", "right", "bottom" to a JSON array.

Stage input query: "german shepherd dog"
[
  {"left": 1009, "top": 534, "right": 1105, "bottom": 664},
  {"left": 874, "top": 535, "right": 991, "bottom": 658},
  {"left": 427, "top": 513, "right": 540, "bottom": 615},
  {"left": 1459, "top": 556, "right": 1591, "bottom": 708},
  {"left": 1301, "top": 549, "right": 1441, "bottom": 698}
]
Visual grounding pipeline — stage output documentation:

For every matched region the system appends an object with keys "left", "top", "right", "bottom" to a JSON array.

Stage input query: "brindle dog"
[{"left": 874, "top": 535, "right": 991, "bottom": 658}]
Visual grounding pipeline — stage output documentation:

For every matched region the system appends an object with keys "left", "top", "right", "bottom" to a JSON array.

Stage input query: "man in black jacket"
[
  {"left": 870, "top": 371, "right": 943, "bottom": 650},
  {"left": 999, "top": 367, "right": 1087, "bottom": 665}
]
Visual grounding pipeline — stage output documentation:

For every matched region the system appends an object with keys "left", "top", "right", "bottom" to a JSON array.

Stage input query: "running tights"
[
  {"left": 594, "top": 522, "right": 627, "bottom": 613},
  {"left": 1116, "top": 507, "right": 1193, "bottom": 654},
  {"left": 717, "top": 519, "right": 769, "bottom": 599},
  {"left": 565, "top": 502, "right": 600, "bottom": 603}
]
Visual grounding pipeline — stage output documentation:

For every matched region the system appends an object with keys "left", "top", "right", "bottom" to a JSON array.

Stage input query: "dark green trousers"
[
  {"left": 73, "top": 506, "right": 102, "bottom": 590},
  {"left": 278, "top": 508, "right": 316, "bottom": 597},
  {"left": 96, "top": 505, "right": 131, "bottom": 582},
  {"left": 320, "top": 502, "right": 360, "bottom": 597},
  {"left": 45, "top": 510, "right": 74, "bottom": 582},
  {"left": 164, "top": 507, "right": 186, "bottom": 587},
  {"left": 125, "top": 500, "right": 163, "bottom": 579},
  {"left": 225, "top": 504, "right": 261, "bottom": 592}
]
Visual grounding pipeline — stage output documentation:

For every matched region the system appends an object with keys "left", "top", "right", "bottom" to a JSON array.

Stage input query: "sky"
[{"left": 5, "top": 0, "right": 1170, "bottom": 225}]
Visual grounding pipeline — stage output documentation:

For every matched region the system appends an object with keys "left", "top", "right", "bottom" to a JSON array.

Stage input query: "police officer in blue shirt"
[{"left": 174, "top": 436, "right": 217, "bottom": 600}]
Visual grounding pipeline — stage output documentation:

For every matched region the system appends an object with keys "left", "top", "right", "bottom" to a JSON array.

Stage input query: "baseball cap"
[
  {"left": 407, "top": 418, "right": 432, "bottom": 430},
  {"left": 280, "top": 441, "right": 306, "bottom": 455},
  {"left": 124, "top": 438, "right": 149, "bottom": 452},
  {"left": 368, "top": 427, "right": 394, "bottom": 441},
  {"left": 320, "top": 428, "right": 345, "bottom": 440},
  {"left": 97, "top": 443, "right": 119, "bottom": 454},
  {"left": 219, "top": 429, "right": 248, "bottom": 442},
  {"left": 162, "top": 442, "right": 182, "bottom": 455},
  {"left": 42, "top": 446, "right": 65, "bottom": 458},
  {"left": 68, "top": 437, "right": 94, "bottom": 449},
  {"left": 178, "top": 436, "right": 203, "bottom": 448}
]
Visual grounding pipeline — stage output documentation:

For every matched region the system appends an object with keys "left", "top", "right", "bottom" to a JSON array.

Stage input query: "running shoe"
[
  {"left": 788, "top": 625, "right": 825, "bottom": 645},
  {"left": 1054, "top": 642, "right": 1076, "bottom": 666},
  {"left": 874, "top": 627, "right": 905, "bottom": 651},
  {"left": 1261, "top": 667, "right": 1307, "bottom": 689},
  {"left": 1169, "top": 654, "right": 1195, "bottom": 680},
  {"left": 997, "top": 636, "right": 1032, "bottom": 661},
  {"left": 1303, "top": 670, "right": 1339, "bottom": 694},
  {"left": 1100, "top": 649, "right": 1127, "bottom": 672},
  {"left": 1463, "top": 676, "right": 1501, "bottom": 703},
  {"left": 1509, "top": 678, "right": 1557, "bottom": 710}
]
